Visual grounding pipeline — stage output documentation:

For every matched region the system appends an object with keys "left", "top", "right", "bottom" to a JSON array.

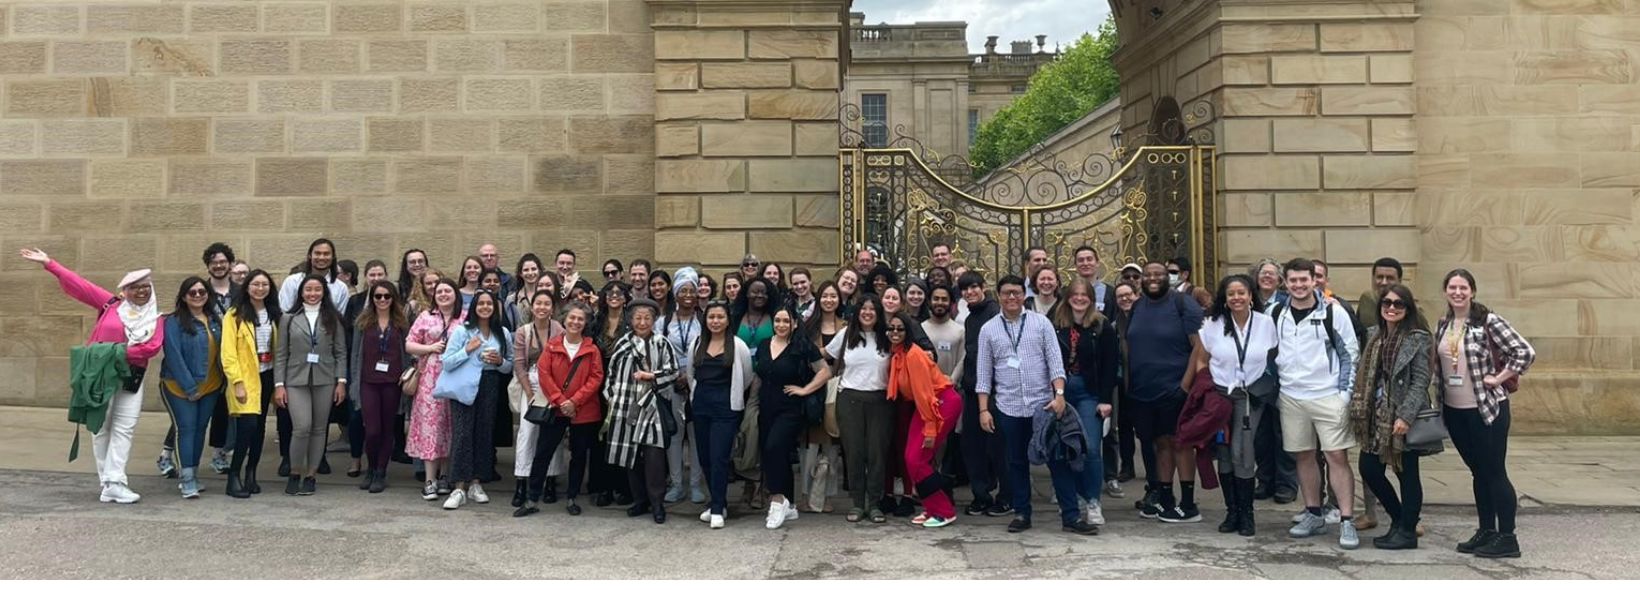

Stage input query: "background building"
[{"left": 843, "top": 12, "right": 1057, "bottom": 157}]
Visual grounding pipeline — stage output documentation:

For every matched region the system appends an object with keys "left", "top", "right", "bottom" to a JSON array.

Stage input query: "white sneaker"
[
  {"left": 1085, "top": 499, "right": 1106, "bottom": 526},
  {"left": 443, "top": 489, "right": 467, "bottom": 510},
  {"left": 710, "top": 513, "right": 725, "bottom": 529},
  {"left": 1325, "top": 507, "right": 1342, "bottom": 525},
  {"left": 785, "top": 501, "right": 800, "bottom": 521},
  {"left": 470, "top": 483, "right": 489, "bottom": 504},
  {"left": 700, "top": 509, "right": 713, "bottom": 523},
  {"left": 100, "top": 483, "right": 141, "bottom": 504},
  {"left": 766, "top": 500, "right": 789, "bottom": 530}
]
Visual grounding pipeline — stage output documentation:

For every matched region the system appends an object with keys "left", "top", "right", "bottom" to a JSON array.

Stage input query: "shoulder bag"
[
  {"left": 1404, "top": 380, "right": 1448, "bottom": 456},
  {"left": 402, "top": 314, "right": 454, "bottom": 397},
  {"left": 525, "top": 353, "right": 587, "bottom": 426},
  {"left": 506, "top": 325, "right": 535, "bottom": 413}
]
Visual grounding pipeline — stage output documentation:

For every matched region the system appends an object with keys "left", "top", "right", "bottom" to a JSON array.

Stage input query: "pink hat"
[{"left": 117, "top": 269, "right": 153, "bottom": 289}]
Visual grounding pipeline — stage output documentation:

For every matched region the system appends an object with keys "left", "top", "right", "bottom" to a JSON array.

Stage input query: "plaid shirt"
[{"left": 1436, "top": 311, "right": 1535, "bottom": 425}]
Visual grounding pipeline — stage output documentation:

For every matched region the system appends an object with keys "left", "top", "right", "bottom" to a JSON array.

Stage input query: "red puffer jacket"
[{"left": 536, "top": 334, "right": 605, "bottom": 425}]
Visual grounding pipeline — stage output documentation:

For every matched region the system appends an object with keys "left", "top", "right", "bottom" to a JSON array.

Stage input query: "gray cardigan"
[
  {"left": 274, "top": 311, "right": 348, "bottom": 388},
  {"left": 347, "top": 324, "right": 414, "bottom": 409},
  {"left": 1365, "top": 326, "right": 1434, "bottom": 425}
]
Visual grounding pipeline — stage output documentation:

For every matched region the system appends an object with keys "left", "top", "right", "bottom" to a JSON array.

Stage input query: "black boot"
[
  {"left": 1457, "top": 528, "right": 1498, "bottom": 554},
  {"left": 245, "top": 468, "right": 261, "bottom": 495},
  {"left": 1374, "top": 522, "right": 1419, "bottom": 550},
  {"left": 626, "top": 501, "right": 653, "bottom": 517},
  {"left": 226, "top": 473, "right": 250, "bottom": 499},
  {"left": 368, "top": 469, "right": 387, "bottom": 494},
  {"left": 594, "top": 491, "right": 614, "bottom": 507},
  {"left": 1236, "top": 478, "right": 1257, "bottom": 537},
  {"left": 1474, "top": 532, "right": 1520, "bottom": 558},
  {"left": 543, "top": 477, "right": 559, "bottom": 504},
  {"left": 511, "top": 478, "right": 527, "bottom": 508},
  {"left": 1217, "top": 476, "right": 1239, "bottom": 534}
]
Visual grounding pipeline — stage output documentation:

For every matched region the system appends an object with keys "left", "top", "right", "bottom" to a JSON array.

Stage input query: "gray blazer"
[
  {"left": 1366, "top": 326, "right": 1434, "bottom": 424},
  {"left": 275, "top": 311, "right": 348, "bottom": 388}
]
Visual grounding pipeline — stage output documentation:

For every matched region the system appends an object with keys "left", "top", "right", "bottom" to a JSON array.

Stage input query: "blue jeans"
[
  {"left": 998, "top": 412, "right": 1081, "bottom": 526},
  {"left": 1066, "top": 375, "right": 1105, "bottom": 504},
  {"left": 693, "top": 382, "right": 742, "bottom": 515},
  {"left": 162, "top": 392, "right": 221, "bottom": 470}
]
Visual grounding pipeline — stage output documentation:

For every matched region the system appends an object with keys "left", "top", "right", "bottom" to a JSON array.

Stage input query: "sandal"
[
  {"left": 847, "top": 508, "right": 864, "bottom": 523},
  {"left": 869, "top": 509, "right": 887, "bottom": 524}
]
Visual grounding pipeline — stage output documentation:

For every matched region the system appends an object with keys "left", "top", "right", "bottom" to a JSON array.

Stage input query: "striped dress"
[{"left": 601, "top": 332, "right": 679, "bottom": 468}]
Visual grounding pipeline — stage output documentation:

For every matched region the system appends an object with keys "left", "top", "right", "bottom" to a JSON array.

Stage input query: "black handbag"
[
  {"left": 525, "top": 355, "right": 586, "bottom": 426},
  {"left": 1404, "top": 404, "right": 1448, "bottom": 456},
  {"left": 655, "top": 391, "right": 679, "bottom": 442}
]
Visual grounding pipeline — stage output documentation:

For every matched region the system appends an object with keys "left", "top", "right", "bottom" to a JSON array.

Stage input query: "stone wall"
[
  {"left": 649, "top": 0, "right": 844, "bottom": 278},
  {"left": 0, "top": 0, "right": 658, "bottom": 408},
  {"left": 1415, "top": 0, "right": 1640, "bottom": 433}
]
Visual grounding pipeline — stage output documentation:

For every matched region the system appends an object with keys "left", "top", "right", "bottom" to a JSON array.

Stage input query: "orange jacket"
[{"left": 888, "top": 343, "right": 953, "bottom": 440}]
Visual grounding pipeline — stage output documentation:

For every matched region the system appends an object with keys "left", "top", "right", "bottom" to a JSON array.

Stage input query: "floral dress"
[{"left": 406, "top": 309, "right": 460, "bottom": 460}]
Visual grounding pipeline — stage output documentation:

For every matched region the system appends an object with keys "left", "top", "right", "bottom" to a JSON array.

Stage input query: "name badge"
[
  {"left": 1447, "top": 374, "right": 1464, "bottom": 387},
  {"left": 1006, "top": 356, "right": 1021, "bottom": 369},
  {"left": 375, "top": 361, "right": 391, "bottom": 373},
  {"left": 937, "top": 342, "right": 952, "bottom": 352},
  {"left": 306, "top": 353, "right": 321, "bottom": 364}
]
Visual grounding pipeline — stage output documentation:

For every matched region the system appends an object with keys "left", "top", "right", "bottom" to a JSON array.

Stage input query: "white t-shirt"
[
  {"left": 1198, "top": 312, "right": 1277, "bottom": 390},
  {"left": 563, "top": 337, "right": 582, "bottom": 360},
  {"left": 824, "top": 326, "right": 889, "bottom": 391}
]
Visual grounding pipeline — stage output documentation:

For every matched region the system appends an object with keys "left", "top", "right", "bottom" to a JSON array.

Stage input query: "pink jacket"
[{"left": 45, "top": 260, "right": 165, "bottom": 368}]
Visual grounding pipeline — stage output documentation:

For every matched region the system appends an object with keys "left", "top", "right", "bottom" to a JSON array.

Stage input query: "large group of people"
[{"left": 25, "top": 238, "right": 1536, "bottom": 557}]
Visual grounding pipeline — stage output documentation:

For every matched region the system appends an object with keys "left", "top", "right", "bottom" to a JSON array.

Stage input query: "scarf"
[
  {"left": 118, "top": 296, "right": 160, "bottom": 345},
  {"left": 1349, "top": 330, "right": 1404, "bottom": 471}
]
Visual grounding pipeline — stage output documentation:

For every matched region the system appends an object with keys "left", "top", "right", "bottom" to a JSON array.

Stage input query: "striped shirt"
[{"left": 975, "top": 310, "right": 1066, "bottom": 419}]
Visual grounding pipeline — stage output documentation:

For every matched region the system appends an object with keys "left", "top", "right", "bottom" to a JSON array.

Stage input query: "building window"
[
  {"left": 862, "top": 93, "right": 888, "bottom": 147},
  {"left": 968, "top": 109, "right": 980, "bottom": 145},
  {"left": 1010, "top": 83, "right": 1027, "bottom": 93}
]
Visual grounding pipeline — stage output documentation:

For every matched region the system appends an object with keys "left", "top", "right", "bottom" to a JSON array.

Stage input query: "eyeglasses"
[
  {"left": 373, "top": 293, "right": 394, "bottom": 301},
  {"left": 1380, "top": 298, "right": 1407, "bottom": 310},
  {"left": 999, "top": 291, "right": 1025, "bottom": 299},
  {"left": 885, "top": 326, "right": 906, "bottom": 333}
]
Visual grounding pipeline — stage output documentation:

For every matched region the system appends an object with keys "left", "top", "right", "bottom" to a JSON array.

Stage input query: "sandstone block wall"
[
  {"left": 650, "top": 0, "right": 844, "bottom": 278},
  {"left": 1415, "top": 0, "right": 1640, "bottom": 433},
  {"left": 0, "top": 0, "right": 658, "bottom": 408}
]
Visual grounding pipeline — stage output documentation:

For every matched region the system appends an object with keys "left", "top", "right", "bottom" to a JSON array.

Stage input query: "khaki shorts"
[{"left": 1279, "top": 392, "right": 1356, "bottom": 453}]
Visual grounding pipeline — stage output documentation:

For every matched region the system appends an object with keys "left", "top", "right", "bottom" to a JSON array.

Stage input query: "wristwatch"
[{"left": 1054, "top": 389, "right": 1064, "bottom": 397}]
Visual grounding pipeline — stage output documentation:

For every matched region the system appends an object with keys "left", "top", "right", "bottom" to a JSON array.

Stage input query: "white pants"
[
  {"left": 513, "top": 413, "right": 567, "bottom": 478},
  {"left": 666, "top": 390, "right": 702, "bottom": 490},
  {"left": 95, "top": 384, "right": 144, "bottom": 486}
]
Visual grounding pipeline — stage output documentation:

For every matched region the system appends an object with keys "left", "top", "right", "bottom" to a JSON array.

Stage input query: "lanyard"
[
  {"left": 377, "top": 326, "right": 393, "bottom": 354},
  {"left": 307, "top": 316, "right": 319, "bottom": 348},
  {"left": 1001, "top": 315, "right": 1025, "bottom": 357},
  {"left": 1230, "top": 316, "right": 1251, "bottom": 387}
]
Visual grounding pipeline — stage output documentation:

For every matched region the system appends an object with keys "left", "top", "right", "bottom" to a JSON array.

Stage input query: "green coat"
[{"left": 68, "top": 342, "right": 130, "bottom": 460}]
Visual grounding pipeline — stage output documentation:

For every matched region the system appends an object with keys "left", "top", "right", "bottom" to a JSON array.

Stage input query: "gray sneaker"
[
  {"left": 1289, "top": 511, "right": 1327, "bottom": 538},
  {"left": 1338, "top": 519, "right": 1360, "bottom": 550}
]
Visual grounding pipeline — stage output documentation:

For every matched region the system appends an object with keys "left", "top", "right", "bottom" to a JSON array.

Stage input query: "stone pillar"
[
  {"left": 1213, "top": 1, "right": 1420, "bottom": 297},
  {"left": 648, "top": 0, "right": 846, "bottom": 274}
]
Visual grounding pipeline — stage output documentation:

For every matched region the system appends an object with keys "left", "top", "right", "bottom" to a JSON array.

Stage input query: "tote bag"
[{"left": 431, "top": 355, "right": 482, "bottom": 406}]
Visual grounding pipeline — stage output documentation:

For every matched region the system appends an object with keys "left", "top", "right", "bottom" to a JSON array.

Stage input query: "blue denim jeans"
[
  {"left": 998, "top": 412, "right": 1081, "bottom": 526},
  {"left": 162, "top": 392, "right": 220, "bottom": 470},
  {"left": 1066, "top": 375, "right": 1105, "bottom": 504}
]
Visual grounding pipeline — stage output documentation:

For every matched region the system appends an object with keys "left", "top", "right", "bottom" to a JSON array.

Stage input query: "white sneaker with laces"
[
  {"left": 710, "top": 513, "right": 725, "bottom": 529},
  {"left": 1085, "top": 500, "right": 1106, "bottom": 526},
  {"left": 443, "top": 489, "right": 467, "bottom": 510},
  {"left": 785, "top": 501, "right": 800, "bottom": 521},
  {"left": 100, "top": 483, "right": 141, "bottom": 504},
  {"left": 422, "top": 482, "right": 438, "bottom": 501},
  {"left": 470, "top": 483, "right": 489, "bottom": 504},
  {"left": 1325, "top": 507, "right": 1342, "bottom": 525},
  {"left": 700, "top": 509, "right": 713, "bottom": 523},
  {"left": 766, "top": 501, "right": 789, "bottom": 529}
]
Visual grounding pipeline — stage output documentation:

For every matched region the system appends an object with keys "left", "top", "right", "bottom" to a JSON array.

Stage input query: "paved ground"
[{"left": 2, "top": 407, "right": 1637, "bottom": 579}]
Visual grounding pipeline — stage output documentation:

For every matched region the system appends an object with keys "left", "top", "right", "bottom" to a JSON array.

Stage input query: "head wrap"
[{"left": 672, "top": 266, "right": 699, "bottom": 296}]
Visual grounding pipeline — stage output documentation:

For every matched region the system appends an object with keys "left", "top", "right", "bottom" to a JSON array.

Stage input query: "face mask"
[{"left": 1168, "top": 272, "right": 1181, "bottom": 287}]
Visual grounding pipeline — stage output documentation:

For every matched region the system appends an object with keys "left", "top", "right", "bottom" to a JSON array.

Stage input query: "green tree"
[{"left": 969, "top": 16, "right": 1119, "bottom": 177}]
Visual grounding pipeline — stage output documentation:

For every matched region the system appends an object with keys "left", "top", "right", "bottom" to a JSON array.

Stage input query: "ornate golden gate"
[{"left": 838, "top": 109, "right": 1217, "bottom": 284}]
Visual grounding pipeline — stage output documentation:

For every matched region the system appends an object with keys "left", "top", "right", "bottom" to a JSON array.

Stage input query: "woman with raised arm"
[
  {"left": 20, "top": 248, "right": 165, "bottom": 504},
  {"left": 754, "top": 306, "right": 831, "bottom": 529}
]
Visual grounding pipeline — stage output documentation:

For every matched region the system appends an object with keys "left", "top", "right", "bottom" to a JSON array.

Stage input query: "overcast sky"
[{"left": 852, "top": 0, "right": 1111, "bottom": 54}]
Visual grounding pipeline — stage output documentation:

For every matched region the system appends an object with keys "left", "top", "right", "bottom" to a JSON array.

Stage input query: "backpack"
[{"left": 1271, "top": 298, "right": 1343, "bottom": 372}]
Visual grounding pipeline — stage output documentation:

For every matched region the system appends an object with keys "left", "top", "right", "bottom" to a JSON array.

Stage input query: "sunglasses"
[
  {"left": 604, "top": 270, "right": 620, "bottom": 277},
  {"left": 186, "top": 289, "right": 208, "bottom": 297},
  {"left": 885, "top": 325, "right": 906, "bottom": 333},
  {"left": 1380, "top": 298, "right": 1407, "bottom": 310},
  {"left": 373, "top": 293, "right": 395, "bottom": 301}
]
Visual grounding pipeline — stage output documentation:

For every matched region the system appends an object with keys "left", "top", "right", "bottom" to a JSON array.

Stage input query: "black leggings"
[
  {"left": 244, "top": 371, "right": 275, "bottom": 474},
  {"left": 759, "top": 398, "right": 805, "bottom": 499},
  {"left": 1360, "top": 451, "right": 1422, "bottom": 528},
  {"left": 1446, "top": 402, "right": 1516, "bottom": 534},
  {"left": 527, "top": 421, "right": 598, "bottom": 502}
]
